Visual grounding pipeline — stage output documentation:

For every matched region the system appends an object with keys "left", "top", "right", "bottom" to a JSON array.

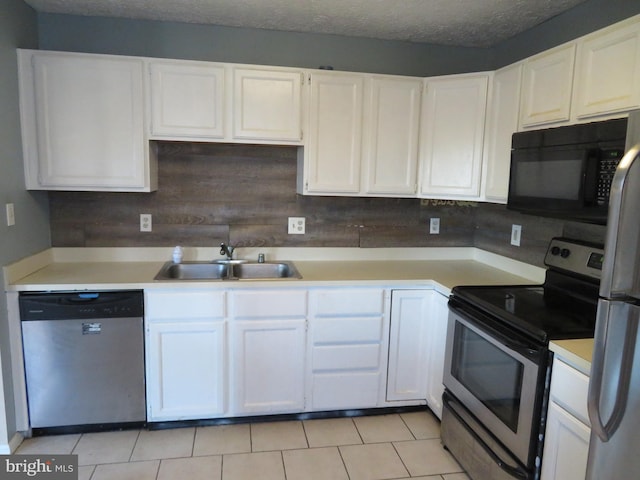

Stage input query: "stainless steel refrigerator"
[{"left": 587, "top": 110, "right": 640, "bottom": 479}]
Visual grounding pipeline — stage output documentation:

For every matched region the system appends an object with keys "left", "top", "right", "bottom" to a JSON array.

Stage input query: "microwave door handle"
[{"left": 588, "top": 301, "right": 638, "bottom": 441}]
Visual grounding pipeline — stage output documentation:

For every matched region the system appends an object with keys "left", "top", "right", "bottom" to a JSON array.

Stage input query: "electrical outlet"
[
  {"left": 140, "top": 213, "right": 152, "bottom": 232},
  {"left": 288, "top": 217, "right": 305, "bottom": 234},
  {"left": 511, "top": 224, "right": 522, "bottom": 246},
  {"left": 6, "top": 203, "right": 15, "bottom": 227},
  {"left": 429, "top": 217, "right": 440, "bottom": 234}
]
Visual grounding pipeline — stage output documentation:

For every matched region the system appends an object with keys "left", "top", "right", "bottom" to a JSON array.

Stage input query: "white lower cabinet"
[
  {"left": 145, "top": 289, "right": 227, "bottom": 421},
  {"left": 424, "top": 291, "right": 449, "bottom": 419},
  {"left": 541, "top": 357, "right": 591, "bottom": 480},
  {"left": 307, "top": 288, "right": 387, "bottom": 410},
  {"left": 229, "top": 289, "right": 307, "bottom": 415}
]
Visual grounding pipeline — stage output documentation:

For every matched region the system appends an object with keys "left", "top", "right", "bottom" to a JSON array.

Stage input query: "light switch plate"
[
  {"left": 6, "top": 203, "right": 15, "bottom": 227},
  {"left": 288, "top": 217, "right": 305, "bottom": 234},
  {"left": 511, "top": 224, "right": 522, "bottom": 246},
  {"left": 429, "top": 217, "right": 440, "bottom": 234},
  {"left": 140, "top": 213, "right": 152, "bottom": 232}
]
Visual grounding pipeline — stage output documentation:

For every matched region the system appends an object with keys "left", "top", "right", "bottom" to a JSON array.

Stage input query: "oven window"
[{"left": 451, "top": 323, "right": 524, "bottom": 433}]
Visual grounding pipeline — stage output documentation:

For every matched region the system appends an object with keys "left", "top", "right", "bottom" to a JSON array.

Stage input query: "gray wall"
[{"left": 0, "top": 0, "right": 48, "bottom": 444}]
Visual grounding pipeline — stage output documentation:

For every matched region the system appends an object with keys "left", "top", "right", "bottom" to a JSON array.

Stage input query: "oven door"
[{"left": 444, "top": 300, "right": 548, "bottom": 468}]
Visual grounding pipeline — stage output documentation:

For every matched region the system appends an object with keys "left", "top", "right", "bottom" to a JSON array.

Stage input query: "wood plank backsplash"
[{"left": 49, "top": 142, "right": 604, "bottom": 267}]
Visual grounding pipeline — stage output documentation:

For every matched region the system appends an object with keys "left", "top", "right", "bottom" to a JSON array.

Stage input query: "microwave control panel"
[{"left": 597, "top": 149, "right": 625, "bottom": 205}]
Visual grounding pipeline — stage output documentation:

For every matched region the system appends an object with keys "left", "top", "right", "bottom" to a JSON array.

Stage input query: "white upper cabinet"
[
  {"left": 483, "top": 63, "right": 523, "bottom": 203},
  {"left": 362, "top": 76, "right": 421, "bottom": 195},
  {"left": 232, "top": 67, "right": 303, "bottom": 143},
  {"left": 520, "top": 44, "right": 576, "bottom": 128},
  {"left": 149, "top": 60, "right": 225, "bottom": 139},
  {"left": 419, "top": 73, "right": 489, "bottom": 199},
  {"left": 303, "top": 71, "right": 365, "bottom": 194},
  {"left": 572, "top": 18, "right": 640, "bottom": 119},
  {"left": 19, "top": 50, "right": 156, "bottom": 192}
]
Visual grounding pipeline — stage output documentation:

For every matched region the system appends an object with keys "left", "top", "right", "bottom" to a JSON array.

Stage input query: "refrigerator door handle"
[{"left": 588, "top": 300, "right": 638, "bottom": 441}]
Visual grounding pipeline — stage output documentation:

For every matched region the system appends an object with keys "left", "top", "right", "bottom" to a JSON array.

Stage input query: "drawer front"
[
  {"left": 231, "top": 289, "right": 307, "bottom": 318},
  {"left": 311, "top": 373, "right": 379, "bottom": 410},
  {"left": 312, "top": 344, "right": 381, "bottom": 371},
  {"left": 550, "top": 358, "right": 590, "bottom": 425},
  {"left": 312, "top": 317, "right": 383, "bottom": 343},
  {"left": 312, "top": 289, "right": 385, "bottom": 316},
  {"left": 145, "top": 290, "right": 226, "bottom": 319}
]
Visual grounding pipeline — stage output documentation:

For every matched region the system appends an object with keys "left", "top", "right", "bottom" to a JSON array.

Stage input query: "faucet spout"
[{"left": 220, "top": 243, "right": 235, "bottom": 260}]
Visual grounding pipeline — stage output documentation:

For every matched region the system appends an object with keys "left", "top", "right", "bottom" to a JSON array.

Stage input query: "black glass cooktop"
[{"left": 451, "top": 279, "right": 598, "bottom": 344}]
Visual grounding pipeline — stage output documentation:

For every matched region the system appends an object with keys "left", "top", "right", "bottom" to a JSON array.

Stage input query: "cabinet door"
[
  {"left": 149, "top": 61, "right": 225, "bottom": 139},
  {"left": 305, "top": 72, "right": 364, "bottom": 194},
  {"left": 25, "top": 52, "right": 148, "bottom": 190},
  {"left": 362, "top": 77, "right": 421, "bottom": 195},
  {"left": 387, "top": 290, "right": 432, "bottom": 401},
  {"left": 541, "top": 402, "right": 591, "bottom": 480},
  {"left": 573, "top": 20, "right": 640, "bottom": 119},
  {"left": 233, "top": 68, "right": 302, "bottom": 142},
  {"left": 231, "top": 319, "right": 306, "bottom": 415},
  {"left": 425, "top": 291, "right": 449, "bottom": 419},
  {"left": 146, "top": 320, "right": 226, "bottom": 421},
  {"left": 520, "top": 44, "right": 576, "bottom": 127},
  {"left": 483, "top": 64, "right": 522, "bottom": 203},
  {"left": 419, "top": 74, "right": 488, "bottom": 199}
]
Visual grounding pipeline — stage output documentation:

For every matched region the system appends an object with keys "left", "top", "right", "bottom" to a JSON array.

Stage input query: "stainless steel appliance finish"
[
  {"left": 20, "top": 291, "right": 145, "bottom": 432},
  {"left": 443, "top": 238, "right": 604, "bottom": 480},
  {"left": 587, "top": 135, "right": 640, "bottom": 477}
]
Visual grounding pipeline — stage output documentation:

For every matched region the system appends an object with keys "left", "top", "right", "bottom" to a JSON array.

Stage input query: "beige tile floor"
[{"left": 16, "top": 411, "right": 469, "bottom": 480}]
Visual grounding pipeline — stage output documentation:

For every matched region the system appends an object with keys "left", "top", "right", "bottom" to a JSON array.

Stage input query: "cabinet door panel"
[
  {"left": 150, "top": 61, "right": 225, "bottom": 138},
  {"left": 311, "top": 373, "right": 379, "bottom": 410},
  {"left": 31, "top": 53, "right": 146, "bottom": 188},
  {"left": 313, "top": 344, "right": 380, "bottom": 370},
  {"left": 306, "top": 73, "right": 364, "bottom": 193}
]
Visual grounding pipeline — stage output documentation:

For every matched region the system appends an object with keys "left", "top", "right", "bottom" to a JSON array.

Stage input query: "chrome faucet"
[{"left": 219, "top": 242, "right": 235, "bottom": 260}]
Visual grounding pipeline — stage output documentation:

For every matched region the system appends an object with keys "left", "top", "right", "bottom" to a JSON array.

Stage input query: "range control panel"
[{"left": 544, "top": 237, "right": 604, "bottom": 280}]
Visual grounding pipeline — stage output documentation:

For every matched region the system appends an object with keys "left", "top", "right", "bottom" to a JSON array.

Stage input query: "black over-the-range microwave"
[{"left": 507, "top": 117, "right": 632, "bottom": 224}]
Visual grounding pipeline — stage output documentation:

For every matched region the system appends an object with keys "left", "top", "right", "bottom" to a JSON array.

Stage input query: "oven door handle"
[
  {"left": 449, "top": 302, "right": 543, "bottom": 362},
  {"left": 443, "top": 393, "right": 529, "bottom": 480}
]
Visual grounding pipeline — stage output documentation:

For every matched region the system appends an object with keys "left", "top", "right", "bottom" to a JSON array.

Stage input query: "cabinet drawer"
[
  {"left": 146, "top": 290, "right": 226, "bottom": 319},
  {"left": 312, "top": 344, "right": 381, "bottom": 371},
  {"left": 231, "top": 290, "right": 307, "bottom": 318},
  {"left": 312, "top": 289, "right": 385, "bottom": 316},
  {"left": 311, "top": 373, "right": 379, "bottom": 409},
  {"left": 550, "top": 359, "right": 590, "bottom": 425},
  {"left": 312, "top": 317, "right": 383, "bottom": 343}
]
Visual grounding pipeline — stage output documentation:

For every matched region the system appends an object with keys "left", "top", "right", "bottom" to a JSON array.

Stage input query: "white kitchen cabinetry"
[
  {"left": 145, "top": 289, "right": 227, "bottom": 421},
  {"left": 424, "top": 290, "right": 449, "bottom": 419},
  {"left": 541, "top": 357, "right": 591, "bottom": 480},
  {"left": 232, "top": 67, "right": 303, "bottom": 143},
  {"left": 362, "top": 77, "right": 422, "bottom": 195},
  {"left": 18, "top": 50, "right": 156, "bottom": 192},
  {"left": 483, "top": 63, "right": 522, "bottom": 203},
  {"left": 307, "top": 288, "right": 387, "bottom": 410},
  {"left": 572, "top": 18, "right": 640, "bottom": 120},
  {"left": 419, "top": 73, "right": 489, "bottom": 199},
  {"left": 520, "top": 44, "right": 576, "bottom": 128},
  {"left": 300, "top": 71, "right": 421, "bottom": 197},
  {"left": 229, "top": 289, "right": 307, "bottom": 415},
  {"left": 149, "top": 60, "right": 225, "bottom": 140},
  {"left": 302, "top": 71, "right": 365, "bottom": 194}
]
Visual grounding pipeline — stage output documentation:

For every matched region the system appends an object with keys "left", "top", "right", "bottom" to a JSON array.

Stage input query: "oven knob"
[
  {"left": 550, "top": 246, "right": 561, "bottom": 256},
  {"left": 560, "top": 248, "right": 571, "bottom": 258}
]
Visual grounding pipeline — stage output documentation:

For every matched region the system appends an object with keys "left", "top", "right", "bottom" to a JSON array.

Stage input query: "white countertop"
[{"left": 549, "top": 339, "right": 594, "bottom": 375}]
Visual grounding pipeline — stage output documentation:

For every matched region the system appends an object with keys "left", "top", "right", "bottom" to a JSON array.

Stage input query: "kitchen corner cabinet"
[
  {"left": 307, "top": 288, "right": 387, "bottom": 410},
  {"left": 419, "top": 74, "right": 489, "bottom": 199},
  {"left": 232, "top": 68, "right": 303, "bottom": 143},
  {"left": 541, "top": 357, "right": 591, "bottom": 480},
  {"left": 520, "top": 44, "right": 576, "bottom": 128},
  {"left": 149, "top": 60, "right": 226, "bottom": 139},
  {"left": 229, "top": 290, "right": 307, "bottom": 415},
  {"left": 483, "top": 63, "right": 522, "bottom": 203},
  {"left": 18, "top": 50, "right": 156, "bottom": 192},
  {"left": 145, "top": 290, "right": 227, "bottom": 422},
  {"left": 572, "top": 18, "right": 640, "bottom": 120}
]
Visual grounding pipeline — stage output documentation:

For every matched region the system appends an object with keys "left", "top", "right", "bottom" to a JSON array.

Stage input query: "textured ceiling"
[{"left": 23, "top": 0, "right": 588, "bottom": 47}]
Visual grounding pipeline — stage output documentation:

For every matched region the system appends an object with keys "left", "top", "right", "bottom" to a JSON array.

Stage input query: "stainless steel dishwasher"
[{"left": 20, "top": 290, "right": 146, "bottom": 433}]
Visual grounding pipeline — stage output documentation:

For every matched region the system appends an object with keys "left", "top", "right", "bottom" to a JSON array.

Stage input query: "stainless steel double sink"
[{"left": 154, "top": 260, "right": 302, "bottom": 281}]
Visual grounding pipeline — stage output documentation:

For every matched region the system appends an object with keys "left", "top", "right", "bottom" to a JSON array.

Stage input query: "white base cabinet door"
[
  {"left": 229, "top": 290, "right": 307, "bottom": 416},
  {"left": 424, "top": 291, "right": 449, "bottom": 419},
  {"left": 386, "top": 290, "right": 432, "bottom": 402},
  {"left": 145, "top": 290, "right": 227, "bottom": 422},
  {"left": 308, "top": 288, "right": 387, "bottom": 410}
]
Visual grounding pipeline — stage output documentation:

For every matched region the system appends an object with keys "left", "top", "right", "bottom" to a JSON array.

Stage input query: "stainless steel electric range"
[{"left": 441, "top": 237, "right": 603, "bottom": 480}]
